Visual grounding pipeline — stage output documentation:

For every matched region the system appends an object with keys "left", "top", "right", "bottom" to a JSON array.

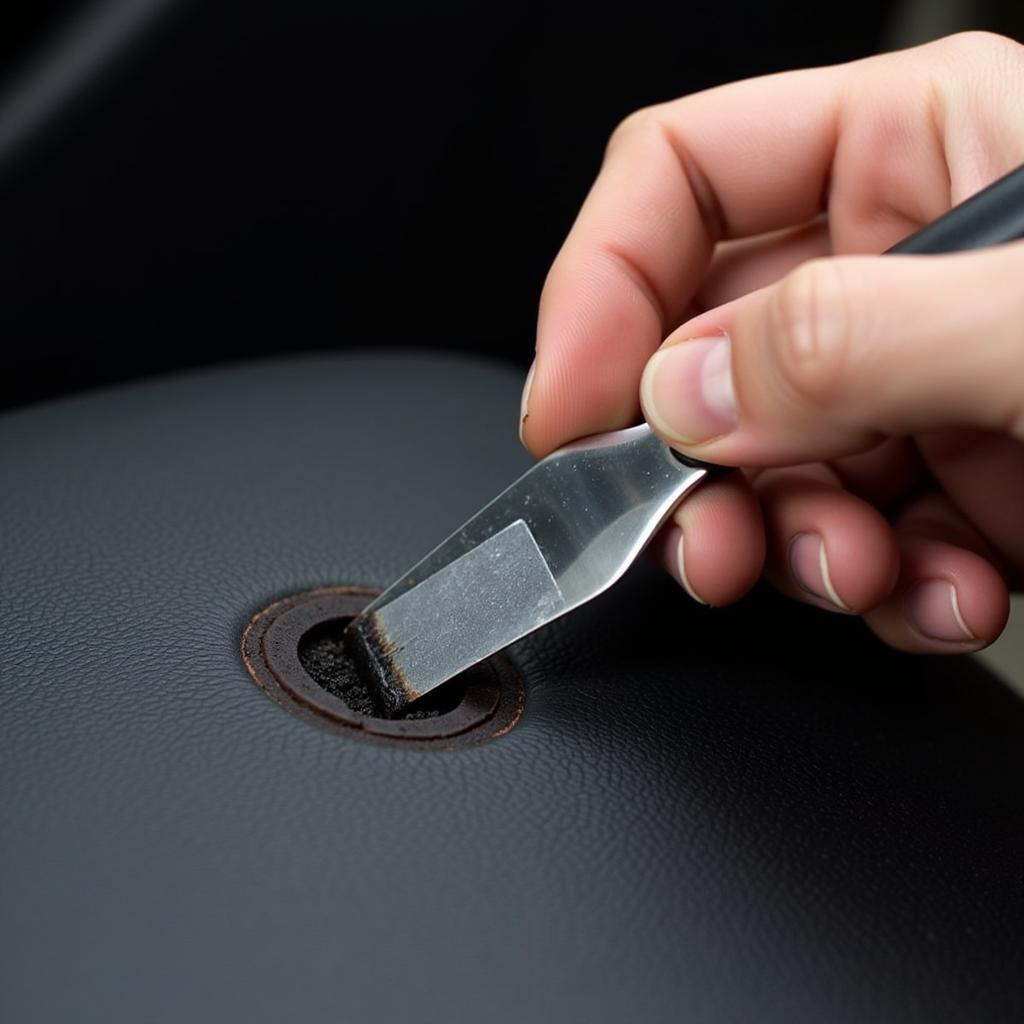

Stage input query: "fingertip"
[
  {"left": 658, "top": 474, "right": 765, "bottom": 606},
  {"left": 638, "top": 291, "right": 801, "bottom": 469},
  {"left": 657, "top": 526, "right": 708, "bottom": 605},
  {"left": 527, "top": 249, "right": 662, "bottom": 456},
  {"left": 517, "top": 359, "right": 537, "bottom": 449},
  {"left": 865, "top": 536, "right": 1010, "bottom": 653},
  {"left": 757, "top": 468, "right": 900, "bottom": 615}
]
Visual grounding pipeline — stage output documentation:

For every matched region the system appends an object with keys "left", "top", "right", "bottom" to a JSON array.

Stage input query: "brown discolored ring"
[{"left": 241, "top": 587, "right": 525, "bottom": 749}]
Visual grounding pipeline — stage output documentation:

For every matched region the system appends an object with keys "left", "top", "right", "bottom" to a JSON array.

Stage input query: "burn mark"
[
  {"left": 299, "top": 620, "right": 461, "bottom": 720},
  {"left": 240, "top": 587, "right": 525, "bottom": 749},
  {"left": 343, "top": 611, "right": 419, "bottom": 718}
]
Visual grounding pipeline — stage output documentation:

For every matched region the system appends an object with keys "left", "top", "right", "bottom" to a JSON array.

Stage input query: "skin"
[{"left": 520, "top": 31, "right": 1024, "bottom": 654}]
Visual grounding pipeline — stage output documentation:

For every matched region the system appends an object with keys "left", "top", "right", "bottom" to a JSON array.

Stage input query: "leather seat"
[{"left": 2, "top": 353, "right": 1022, "bottom": 1022}]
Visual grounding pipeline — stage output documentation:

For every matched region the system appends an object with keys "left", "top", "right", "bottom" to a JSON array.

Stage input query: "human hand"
[{"left": 520, "top": 32, "right": 1024, "bottom": 652}]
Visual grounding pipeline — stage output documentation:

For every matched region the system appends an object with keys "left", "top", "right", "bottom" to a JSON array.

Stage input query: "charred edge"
[{"left": 343, "top": 611, "right": 417, "bottom": 718}]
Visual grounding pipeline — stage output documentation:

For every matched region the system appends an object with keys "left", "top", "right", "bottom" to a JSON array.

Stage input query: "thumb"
[{"left": 640, "top": 243, "right": 1024, "bottom": 466}]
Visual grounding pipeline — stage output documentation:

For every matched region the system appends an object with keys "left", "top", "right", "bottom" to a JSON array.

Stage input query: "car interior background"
[{"left": 2, "top": 4, "right": 1024, "bottom": 1023}]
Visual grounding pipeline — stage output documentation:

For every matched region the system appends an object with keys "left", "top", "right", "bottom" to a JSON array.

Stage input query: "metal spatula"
[
  {"left": 345, "top": 425, "right": 717, "bottom": 714},
  {"left": 346, "top": 160, "right": 1024, "bottom": 715}
]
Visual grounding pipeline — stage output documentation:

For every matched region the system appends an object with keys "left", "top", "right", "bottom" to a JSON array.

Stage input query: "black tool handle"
[{"left": 887, "top": 162, "right": 1024, "bottom": 255}]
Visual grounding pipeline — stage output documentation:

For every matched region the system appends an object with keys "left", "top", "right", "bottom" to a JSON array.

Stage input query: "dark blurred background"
[{"left": 0, "top": 0, "right": 1021, "bottom": 410}]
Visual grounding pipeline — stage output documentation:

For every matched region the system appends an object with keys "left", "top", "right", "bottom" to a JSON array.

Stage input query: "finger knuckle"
[
  {"left": 769, "top": 260, "right": 853, "bottom": 408},
  {"left": 939, "top": 30, "right": 1024, "bottom": 66},
  {"left": 605, "top": 105, "right": 665, "bottom": 158}
]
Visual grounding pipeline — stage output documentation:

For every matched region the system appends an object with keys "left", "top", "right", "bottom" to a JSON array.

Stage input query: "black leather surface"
[{"left": 2, "top": 353, "right": 1023, "bottom": 1023}]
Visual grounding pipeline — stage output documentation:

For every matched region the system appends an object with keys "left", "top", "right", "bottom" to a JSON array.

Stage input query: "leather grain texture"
[{"left": 2, "top": 353, "right": 1023, "bottom": 1023}]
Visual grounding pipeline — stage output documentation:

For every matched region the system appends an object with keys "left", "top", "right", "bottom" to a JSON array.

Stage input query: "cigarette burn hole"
[{"left": 240, "top": 587, "right": 525, "bottom": 749}]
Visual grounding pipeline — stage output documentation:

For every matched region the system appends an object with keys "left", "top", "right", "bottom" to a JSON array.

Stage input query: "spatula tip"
[{"left": 343, "top": 612, "right": 417, "bottom": 717}]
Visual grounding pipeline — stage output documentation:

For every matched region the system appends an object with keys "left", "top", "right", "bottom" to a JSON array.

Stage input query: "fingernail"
[
  {"left": 788, "top": 532, "right": 851, "bottom": 611},
  {"left": 908, "top": 579, "right": 975, "bottom": 642},
  {"left": 518, "top": 359, "right": 536, "bottom": 445},
  {"left": 667, "top": 528, "right": 708, "bottom": 605},
  {"left": 641, "top": 335, "right": 737, "bottom": 444}
]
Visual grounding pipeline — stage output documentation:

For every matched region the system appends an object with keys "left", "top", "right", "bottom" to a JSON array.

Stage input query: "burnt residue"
[
  {"left": 343, "top": 611, "right": 416, "bottom": 718},
  {"left": 299, "top": 619, "right": 461, "bottom": 720},
  {"left": 240, "top": 587, "right": 525, "bottom": 749}
]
